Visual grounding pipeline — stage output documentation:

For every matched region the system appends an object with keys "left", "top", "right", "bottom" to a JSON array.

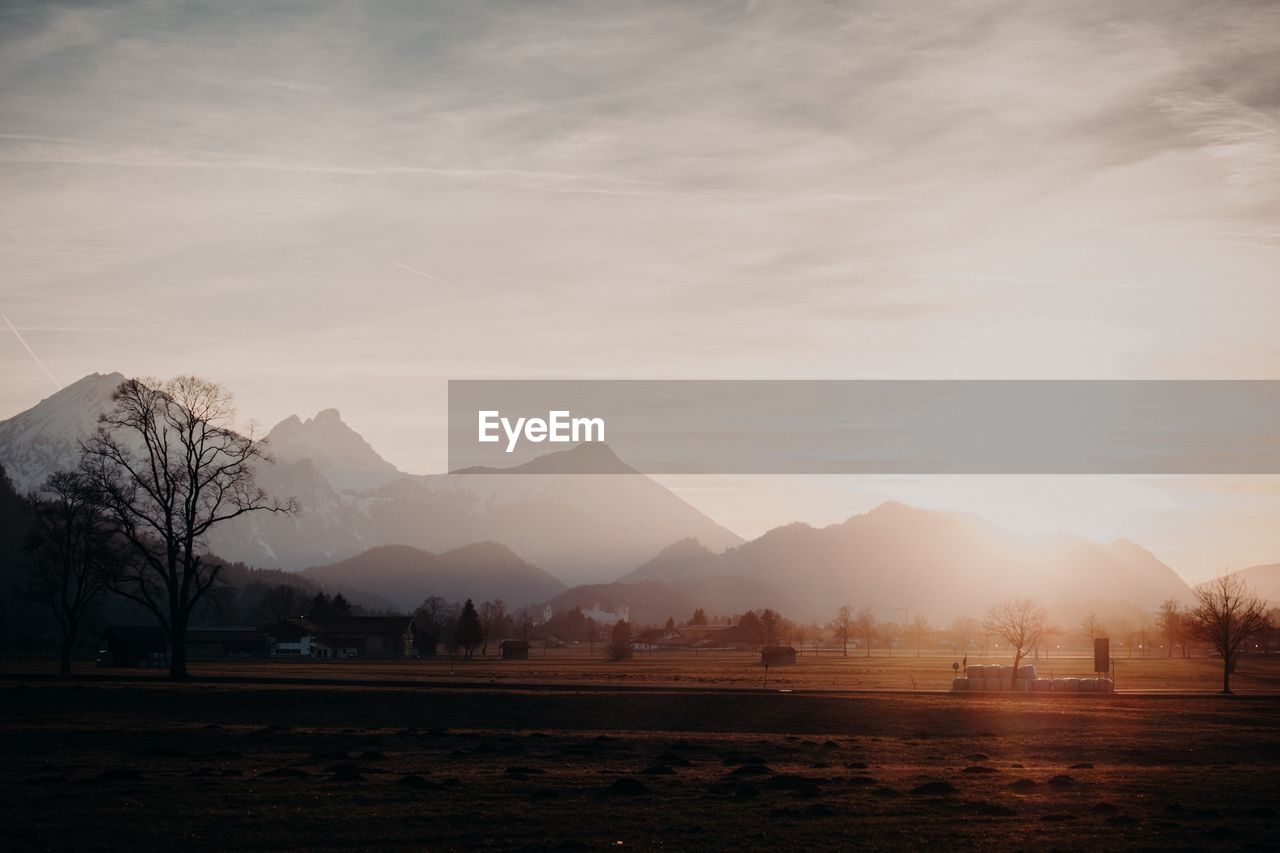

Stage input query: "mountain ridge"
[
  {"left": 0, "top": 373, "right": 743, "bottom": 582},
  {"left": 302, "top": 541, "right": 566, "bottom": 611}
]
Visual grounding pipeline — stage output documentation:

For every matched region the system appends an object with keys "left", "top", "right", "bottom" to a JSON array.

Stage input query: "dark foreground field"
[{"left": 3, "top": 680, "right": 1279, "bottom": 851}]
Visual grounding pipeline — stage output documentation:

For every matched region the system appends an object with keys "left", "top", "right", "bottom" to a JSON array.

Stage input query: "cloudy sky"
[{"left": 3, "top": 1, "right": 1280, "bottom": 580}]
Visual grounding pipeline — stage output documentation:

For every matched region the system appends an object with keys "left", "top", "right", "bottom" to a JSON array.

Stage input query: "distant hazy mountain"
[
  {"left": 209, "top": 441, "right": 743, "bottom": 581},
  {"left": 356, "top": 445, "right": 743, "bottom": 584},
  {"left": 1225, "top": 563, "right": 1280, "bottom": 605},
  {"left": 618, "top": 502, "right": 1195, "bottom": 622},
  {"left": 303, "top": 542, "right": 566, "bottom": 611},
  {"left": 539, "top": 573, "right": 795, "bottom": 626},
  {"left": 266, "top": 409, "right": 404, "bottom": 492},
  {"left": 0, "top": 374, "right": 744, "bottom": 581},
  {"left": 618, "top": 537, "right": 722, "bottom": 584}
]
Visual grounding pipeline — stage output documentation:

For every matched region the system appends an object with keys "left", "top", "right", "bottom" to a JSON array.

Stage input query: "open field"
[
  {"left": 3, "top": 674, "right": 1280, "bottom": 850},
  {"left": 6, "top": 649, "right": 1280, "bottom": 693}
]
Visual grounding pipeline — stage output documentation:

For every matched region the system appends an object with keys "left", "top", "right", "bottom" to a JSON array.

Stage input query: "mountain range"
[
  {"left": 4, "top": 371, "right": 1279, "bottom": 623},
  {"left": 614, "top": 502, "right": 1197, "bottom": 622},
  {"left": 0, "top": 373, "right": 742, "bottom": 584},
  {"left": 302, "top": 542, "right": 565, "bottom": 611}
]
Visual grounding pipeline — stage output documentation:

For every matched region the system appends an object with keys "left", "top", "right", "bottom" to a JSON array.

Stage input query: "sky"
[{"left": 2, "top": 1, "right": 1280, "bottom": 582}]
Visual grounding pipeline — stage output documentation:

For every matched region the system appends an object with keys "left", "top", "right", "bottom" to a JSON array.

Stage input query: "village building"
[
  {"left": 266, "top": 616, "right": 435, "bottom": 659},
  {"left": 630, "top": 627, "right": 693, "bottom": 652},
  {"left": 499, "top": 639, "right": 530, "bottom": 660}
]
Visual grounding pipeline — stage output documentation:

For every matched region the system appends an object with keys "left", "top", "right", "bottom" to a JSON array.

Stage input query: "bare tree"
[
  {"left": 833, "top": 605, "right": 851, "bottom": 657},
  {"left": 853, "top": 607, "right": 876, "bottom": 658},
  {"left": 23, "top": 471, "right": 118, "bottom": 673},
  {"left": 1188, "top": 574, "right": 1269, "bottom": 694},
  {"left": 760, "top": 608, "right": 779, "bottom": 647},
  {"left": 80, "top": 377, "right": 296, "bottom": 679},
  {"left": 254, "top": 583, "right": 305, "bottom": 625},
  {"left": 881, "top": 621, "right": 901, "bottom": 657},
  {"left": 1155, "top": 599, "right": 1184, "bottom": 659},
  {"left": 414, "top": 594, "right": 450, "bottom": 640},
  {"left": 515, "top": 606, "right": 534, "bottom": 642},
  {"left": 906, "top": 613, "right": 932, "bottom": 658},
  {"left": 1081, "top": 612, "right": 1106, "bottom": 646},
  {"left": 982, "top": 598, "right": 1048, "bottom": 689},
  {"left": 478, "top": 598, "right": 507, "bottom": 656}
]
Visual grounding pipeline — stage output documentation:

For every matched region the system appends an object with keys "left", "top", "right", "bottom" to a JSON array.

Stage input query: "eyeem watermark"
[
  {"left": 478, "top": 410, "right": 606, "bottom": 453},
  {"left": 451, "top": 380, "right": 1280, "bottom": 473}
]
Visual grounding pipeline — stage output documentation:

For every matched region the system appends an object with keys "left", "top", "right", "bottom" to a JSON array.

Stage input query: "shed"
[
  {"left": 761, "top": 646, "right": 797, "bottom": 666},
  {"left": 500, "top": 639, "right": 531, "bottom": 660}
]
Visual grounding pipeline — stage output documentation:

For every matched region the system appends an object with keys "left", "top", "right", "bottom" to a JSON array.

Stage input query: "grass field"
[
  {"left": 7, "top": 648, "right": 1279, "bottom": 693},
  {"left": 3, "top": 655, "right": 1280, "bottom": 850}
]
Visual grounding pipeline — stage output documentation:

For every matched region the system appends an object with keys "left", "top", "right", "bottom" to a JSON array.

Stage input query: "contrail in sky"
[
  {"left": 2, "top": 311, "right": 61, "bottom": 389},
  {"left": 392, "top": 262, "right": 453, "bottom": 286}
]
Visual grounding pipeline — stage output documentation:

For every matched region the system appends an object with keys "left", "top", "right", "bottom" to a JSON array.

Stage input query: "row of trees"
[
  {"left": 412, "top": 595, "right": 510, "bottom": 659},
  {"left": 963, "top": 578, "right": 1271, "bottom": 693}
]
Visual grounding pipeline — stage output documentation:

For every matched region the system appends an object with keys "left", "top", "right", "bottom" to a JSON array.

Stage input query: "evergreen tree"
[
  {"left": 307, "top": 591, "right": 333, "bottom": 619},
  {"left": 455, "top": 598, "right": 483, "bottom": 659},
  {"left": 608, "top": 620, "right": 633, "bottom": 661}
]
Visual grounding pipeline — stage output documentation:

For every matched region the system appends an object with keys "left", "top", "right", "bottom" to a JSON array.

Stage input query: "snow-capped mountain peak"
[{"left": 0, "top": 371, "right": 125, "bottom": 492}]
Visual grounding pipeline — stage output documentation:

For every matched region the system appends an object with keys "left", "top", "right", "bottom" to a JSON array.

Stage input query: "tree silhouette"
[
  {"left": 1155, "top": 599, "right": 1184, "bottom": 659},
  {"left": 330, "top": 592, "right": 352, "bottom": 616},
  {"left": 906, "top": 613, "right": 932, "bottom": 658},
  {"left": 254, "top": 583, "right": 304, "bottom": 625},
  {"left": 455, "top": 598, "right": 483, "bottom": 659},
  {"left": 23, "top": 471, "right": 119, "bottom": 673},
  {"left": 1081, "top": 612, "right": 1106, "bottom": 645},
  {"left": 853, "top": 608, "right": 876, "bottom": 658},
  {"left": 307, "top": 591, "right": 333, "bottom": 619},
  {"left": 982, "top": 598, "right": 1048, "bottom": 689},
  {"left": 414, "top": 594, "right": 449, "bottom": 640},
  {"left": 479, "top": 599, "right": 507, "bottom": 655},
  {"left": 608, "top": 619, "right": 633, "bottom": 661},
  {"left": 834, "top": 605, "right": 851, "bottom": 657},
  {"left": 1188, "top": 574, "right": 1268, "bottom": 694},
  {"left": 80, "top": 377, "right": 296, "bottom": 679},
  {"left": 760, "top": 608, "right": 778, "bottom": 647}
]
